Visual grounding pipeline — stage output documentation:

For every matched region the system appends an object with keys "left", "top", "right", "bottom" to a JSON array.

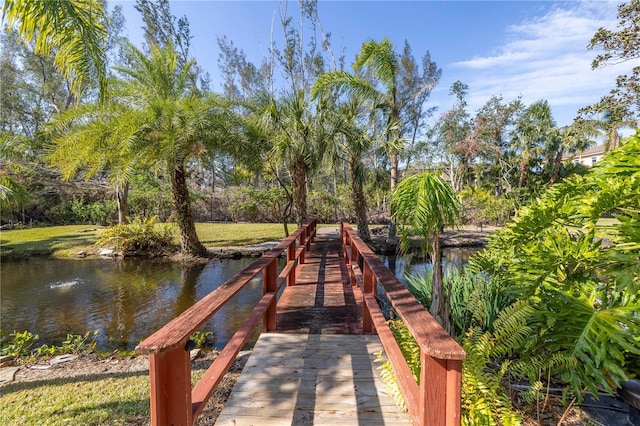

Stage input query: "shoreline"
[{"left": 1, "top": 226, "right": 498, "bottom": 260}]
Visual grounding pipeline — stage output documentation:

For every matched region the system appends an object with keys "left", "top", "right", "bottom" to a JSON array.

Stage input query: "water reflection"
[
  {"left": 1, "top": 257, "right": 268, "bottom": 351},
  {"left": 381, "top": 247, "right": 481, "bottom": 284},
  {"left": 1, "top": 247, "right": 478, "bottom": 352}
]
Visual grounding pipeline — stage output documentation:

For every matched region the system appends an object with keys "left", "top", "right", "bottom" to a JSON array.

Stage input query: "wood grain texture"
[{"left": 216, "top": 333, "right": 412, "bottom": 426}]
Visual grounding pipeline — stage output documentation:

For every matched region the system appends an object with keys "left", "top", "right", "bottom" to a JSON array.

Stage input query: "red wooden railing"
[
  {"left": 135, "top": 220, "right": 317, "bottom": 425},
  {"left": 341, "top": 222, "right": 466, "bottom": 426}
]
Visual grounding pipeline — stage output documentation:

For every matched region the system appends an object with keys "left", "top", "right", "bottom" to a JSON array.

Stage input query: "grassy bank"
[
  {"left": 0, "top": 351, "right": 241, "bottom": 425},
  {"left": 0, "top": 223, "right": 299, "bottom": 258}
]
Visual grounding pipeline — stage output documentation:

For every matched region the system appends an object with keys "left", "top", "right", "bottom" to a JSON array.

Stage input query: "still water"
[{"left": 1, "top": 248, "right": 479, "bottom": 352}]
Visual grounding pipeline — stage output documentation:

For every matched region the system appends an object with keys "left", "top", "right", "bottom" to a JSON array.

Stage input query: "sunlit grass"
[
  {"left": 0, "top": 223, "right": 332, "bottom": 257},
  {"left": 0, "top": 225, "right": 101, "bottom": 257},
  {"left": 0, "top": 364, "right": 212, "bottom": 425},
  {"left": 195, "top": 222, "right": 293, "bottom": 246}
]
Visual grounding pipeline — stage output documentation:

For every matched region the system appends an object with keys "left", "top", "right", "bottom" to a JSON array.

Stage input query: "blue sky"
[{"left": 112, "top": 1, "right": 631, "bottom": 128}]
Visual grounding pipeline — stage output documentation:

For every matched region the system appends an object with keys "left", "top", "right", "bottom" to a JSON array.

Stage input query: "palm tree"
[
  {"left": 118, "top": 43, "right": 254, "bottom": 256},
  {"left": 50, "top": 43, "right": 251, "bottom": 256},
  {"left": 48, "top": 92, "right": 145, "bottom": 224},
  {"left": 313, "top": 38, "right": 404, "bottom": 189},
  {"left": 390, "top": 171, "right": 461, "bottom": 333},
  {"left": 2, "top": 0, "right": 108, "bottom": 99},
  {"left": 326, "top": 95, "right": 373, "bottom": 241},
  {"left": 267, "top": 90, "right": 325, "bottom": 225},
  {"left": 510, "top": 100, "right": 556, "bottom": 188}
]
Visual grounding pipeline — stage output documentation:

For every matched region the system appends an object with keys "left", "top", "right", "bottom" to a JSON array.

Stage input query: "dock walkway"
[{"left": 216, "top": 229, "right": 412, "bottom": 425}]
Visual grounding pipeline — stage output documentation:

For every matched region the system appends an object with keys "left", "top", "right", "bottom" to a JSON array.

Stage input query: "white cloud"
[{"left": 443, "top": 1, "right": 632, "bottom": 126}]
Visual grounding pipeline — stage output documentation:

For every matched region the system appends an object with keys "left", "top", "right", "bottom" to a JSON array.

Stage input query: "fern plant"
[
  {"left": 377, "top": 303, "right": 532, "bottom": 425},
  {"left": 96, "top": 215, "right": 176, "bottom": 257}
]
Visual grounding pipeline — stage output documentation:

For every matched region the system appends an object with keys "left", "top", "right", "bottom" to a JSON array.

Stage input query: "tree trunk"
[
  {"left": 390, "top": 152, "right": 398, "bottom": 189},
  {"left": 429, "top": 230, "right": 451, "bottom": 333},
  {"left": 518, "top": 159, "right": 528, "bottom": 188},
  {"left": 171, "top": 163, "right": 207, "bottom": 256},
  {"left": 606, "top": 130, "right": 620, "bottom": 152},
  {"left": 350, "top": 158, "right": 370, "bottom": 242},
  {"left": 116, "top": 182, "right": 129, "bottom": 224},
  {"left": 292, "top": 157, "right": 308, "bottom": 226},
  {"left": 549, "top": 150, "right": 563, "bottom": 185}
]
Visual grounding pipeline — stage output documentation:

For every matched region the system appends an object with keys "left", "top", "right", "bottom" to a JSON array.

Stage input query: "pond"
[{"left": 1, "top": 247, "right": 481, "bottom": 352}]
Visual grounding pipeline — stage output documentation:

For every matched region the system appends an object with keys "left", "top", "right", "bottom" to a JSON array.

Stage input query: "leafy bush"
[
  {"left": 470, "top": 133, "right": 640, "bottom": 398},
  {"left": 0, "top": 330, "right": 39, "bottom": 358},
  {"left": 376, "top": 304, "right": 529, "bottom": 425},
  {"left": 405, "top": 271, "right": 509, "bottom": 338},
  {"left": 458, "top": 187, "right": 517, "bottom": 226},
  {"left": 1, "top": 330, "right": 98, "bottom": 359},
  {"left": 71, "top": 197, "right": 116, "bottom": 225},
  {"left": 95, "top": 215, "right": 176, "bottom": 257}
]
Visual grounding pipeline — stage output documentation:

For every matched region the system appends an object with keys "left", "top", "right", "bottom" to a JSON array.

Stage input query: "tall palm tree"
[
  {"left": 390, "top": 171, "right": 461, "bottom": 333},
  {"left": 326, "top": 95, "right": 373, "bottom": 241},
  {"left": 313, "top": 38, "right": 404, "bottom": 189},
  {"left": 118, "top": 43, "right": 253, "bottom": 256},
  {"left": 510, "top": 100, "right": 556, "bottom": 188},
  {"left": 267, "top": 90, "right": 325, "bottom": 225},
  {"left": 2, "top": 0, "right": 108, "bottom": 99},
  {"left": 50, "top": 43, "right": 251, "bottom": 256}
]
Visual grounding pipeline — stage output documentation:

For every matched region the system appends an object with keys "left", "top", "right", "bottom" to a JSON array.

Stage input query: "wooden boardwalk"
[{"left": 216, "top": 229, "right": 412, "bottom": 425}]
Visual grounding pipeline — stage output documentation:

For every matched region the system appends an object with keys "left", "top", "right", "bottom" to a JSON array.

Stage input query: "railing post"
[
  {"left": 309, "top": 220, "right": 316, "bottom": 243},
  {"left": 287, "top": 243, "right": 296, "bottom": 286},
  {"left": 299, "top": 232, "right": 306, "bottom": 264},
  {"left": 263, "top": 258, "right": 278, "bottom": 332},
  {"left": 420, "top": 353, "right": 462, "bottom": 426},
  {"left": 363, "top": 261, "right": 375, "bottom": 334},
  {"left": 350, "top": 244, "right": 359, "bottom": 287},
  {"left": 148, "top": 345, "right": 192, "bottom": 426}
]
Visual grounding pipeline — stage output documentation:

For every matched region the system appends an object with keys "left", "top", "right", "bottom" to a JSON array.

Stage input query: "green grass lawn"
[
  {"left": 0, "top": 363, "right": 215, "bottom": 425},
  {"left": 0, "top": 225, "right": 101, "bottom": 257},
  {"left": 0, "top": 223, "right": 319, "bottom": 258}
]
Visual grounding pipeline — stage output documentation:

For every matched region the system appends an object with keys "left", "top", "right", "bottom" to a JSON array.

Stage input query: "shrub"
[{"left": 95, "top": 215, "right": 176, "bottom": 257}]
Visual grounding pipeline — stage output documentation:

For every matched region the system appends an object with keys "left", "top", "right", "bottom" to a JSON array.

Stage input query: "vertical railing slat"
[
  {"left": 263, "top": 258, "right": 278, "bottom": 332},
  {"left": 149, "top": 345, "right": 192, "bottom": 425}
]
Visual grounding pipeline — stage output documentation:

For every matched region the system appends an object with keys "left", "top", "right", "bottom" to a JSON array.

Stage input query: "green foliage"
[
  {"left": 70, "top": 197, "right": 116, "bottom": 225},
  {"left": 189, "top": 331, "right": 213, "bottom": 348},
  {"left": 95, "top": 215, "right": 176, "bottom": 257},
  {"left": 222, "top": 186, "right": 292, "bottom": 223},
  {"left": 458, "top": 187, "right": 516, "bottom": 226},
  {"left": 470, "top": 133, "right": 640, "bottom": 398},
  {"left": 0, "top": 330, "right": 39, "bottom": 358},
  {"left": 0, "top": 330, "right": 98, "bottom": 359},
  {"left": 59, "top": 331, "right": 98, "bottom": 354},
  {"left": 406, "top": 270, "right": 509, "bottom": 339},
  {"left": 459, "top": 302, "right": 533, "bottom": 426}
]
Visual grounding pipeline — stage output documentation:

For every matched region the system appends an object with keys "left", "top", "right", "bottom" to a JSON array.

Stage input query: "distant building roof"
[{"left": 563, "top": 144, "right": 606, "bottom": 161}]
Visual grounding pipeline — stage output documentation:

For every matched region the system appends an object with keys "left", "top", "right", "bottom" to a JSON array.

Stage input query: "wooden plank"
[
  {"left": 191, "top": 292, "right": 275, "bottom": 419},
  {"left": 216, "top": 333, "right": 412, "bottom": 426}
]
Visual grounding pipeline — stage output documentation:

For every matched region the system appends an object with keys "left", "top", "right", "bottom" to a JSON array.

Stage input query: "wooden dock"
[
  {"left": 136, "top": 220, "right": 465, "bottom": 426},
  {"left": 216, "top": 229, "right": 411, "bottom": 425},
  {"left": 215, "top": 333, "right": 411, "bottom": 425}
]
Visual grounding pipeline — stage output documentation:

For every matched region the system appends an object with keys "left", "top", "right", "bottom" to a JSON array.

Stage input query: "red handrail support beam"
[
  {"left": 135, "top": 219, "right": 317, "bottom": 426},
  {"left": 341, "top": 222, "right": 466, "bottom": 426}
]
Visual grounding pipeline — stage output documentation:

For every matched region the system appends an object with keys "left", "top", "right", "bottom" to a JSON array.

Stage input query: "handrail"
[
  {"left": 341, "top": 221, "right": 465, "bottom": 426},
  {"left": 136, "top": 219, "right": 317, "bottom": 425}
]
